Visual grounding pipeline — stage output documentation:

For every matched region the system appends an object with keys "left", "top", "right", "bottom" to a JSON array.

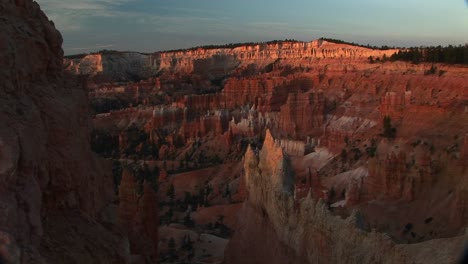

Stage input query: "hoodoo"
[{"left": 2, "top": 0, "right": 467, "bottom": 263}]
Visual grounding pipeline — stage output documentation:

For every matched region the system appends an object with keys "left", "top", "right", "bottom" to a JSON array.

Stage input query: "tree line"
[
  {"left": 389, "top": 45, "right": 468, "bottom": 65},
  {"left": 157, "top": 39, "right": 303, "bottom": 53},
  {"left": 64, "top": 40, "right": 302, "bottom": 58},
  {"left": 65, "top": 38, "right": 468, "bottom": 65},
  {"left": 65, "top": 49, "right": 131, "bottom": 59},
  {"left": 319, "top": 37, "right": 396, "bottom": 50}
]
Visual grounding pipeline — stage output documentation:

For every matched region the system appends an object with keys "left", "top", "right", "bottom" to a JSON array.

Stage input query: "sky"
[{"left": 36, "top": 0, "right": 468, "bottom": 55}]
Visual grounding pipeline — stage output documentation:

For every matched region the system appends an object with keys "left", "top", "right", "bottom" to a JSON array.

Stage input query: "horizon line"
[{"left": 63, "top": 37, "right": 468, "bottom": 57}]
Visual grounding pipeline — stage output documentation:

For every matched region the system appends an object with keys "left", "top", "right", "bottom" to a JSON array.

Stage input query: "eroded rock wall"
[
  {"left": 65, "top": 40, "right": 398, "bottom": 81},
  {"left": 151, "top": 41, "right": 397, "bottom": 74},
  {"left": 0, "top": 1, "right": 134, "bottom": 263},
  {"left": 225, "top": 130, "right": 467, "bottom": 264},
  {"left": 65, "top": 52, "right": 153, "bottom": 82}
]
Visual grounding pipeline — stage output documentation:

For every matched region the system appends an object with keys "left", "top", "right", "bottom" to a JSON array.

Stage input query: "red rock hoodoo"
[{"left": 63, "top": 13, "right": 468, "bottom": 264}]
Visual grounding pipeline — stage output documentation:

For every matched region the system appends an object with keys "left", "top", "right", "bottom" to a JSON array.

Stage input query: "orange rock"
[
  {"left": 278, "top": 91, "right": 325, "bottom": 137},
  {"left": 118, "top": 169, "right": 138, "bottom": 232},
  {"left": 133, "top": 183, "right": 159, "bottom": 260},
  {"left": 367, "top": 151, "right": 413, "bottom": 201}
]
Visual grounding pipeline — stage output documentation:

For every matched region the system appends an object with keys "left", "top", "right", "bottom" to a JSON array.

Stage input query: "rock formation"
[
  {"left": 65, "top": 52, "right": 154, "bottom": 82},
  {"left": 0, "top": 1, "right": 162, "bottom": 263},
  {"left": 131, "top": 182, "right": 159, "bottom": 262},
  {"left": 225, "top": 131, "right": 467, "bottom": 264},
  {"left": 150, "top": 40, "right": 397, "bottom": 75},
  {"left": 116, "top": 169, "right": 160, "bottom": 262},
  {"left": 61, "top": 13, "right": 468, "bottom": 264},
  {"left": 367, "top": 151, "right": 413, "bottom": 201},
  {"left": 66, "top": 40, "right": 397, "bottom": 82},
  {"left": 278, "top": 91, "right": 325, "bottom": 137},
  {"left": 118, "top": 169, "right": 138, "bottom": 232}
]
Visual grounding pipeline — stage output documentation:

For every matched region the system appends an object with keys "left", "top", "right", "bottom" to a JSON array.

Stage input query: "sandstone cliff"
[
  {"left": 150, "top": 40, "right": 397, "bottom": 74},
  {"left": 65, "top": 52, "right": 154, "bottom": 82},
  {"left": 225, "top": 130, "right": 467, "bottom": 264},
  {"left": 118, "top": 170, "right": 159, "bottom": 262},
  {"left": 65, "top": 40, "right": 397, "bottom": 81},
  {"left": 0, "top": 1, "right": 133, "bottom": 263},
  {"left": 61, "top": 10, "right": 468, "bottom": 264}
]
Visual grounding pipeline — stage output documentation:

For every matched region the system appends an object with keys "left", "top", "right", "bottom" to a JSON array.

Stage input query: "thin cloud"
[
  {"left": 250, "top": 22, "right": 289, "bottom": 26},
  {"left": 37, "top": 0, "right": 225, "bottom": 36},
  {"left": 37, "top": 0, "right": 133, "bottom": 10},
  {"left": 135, "top": 15, "right": 218, "bottom": 34},
  {"left": 65, "top": 44, "right": 115, "bottom": 51},
  {"left": 159, "top": 6, "right": 225, "bottom": 15},
  {"left": 36, "top": 0, "right": 139, "bottom": 31}
]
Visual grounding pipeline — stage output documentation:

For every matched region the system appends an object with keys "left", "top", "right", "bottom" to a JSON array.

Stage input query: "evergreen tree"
[
  {"left": 167, "top": 237, "right": 177, "bottom": 262},
  {"left": 167, "top": 184, "right": 175, "bottom": 202},
  {"left": 382, "top": 116, "right": 396, "bottom": 138}
]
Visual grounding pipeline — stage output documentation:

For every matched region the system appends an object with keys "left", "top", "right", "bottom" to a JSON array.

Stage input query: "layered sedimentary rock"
[
  {"left": 65, "top": 52, "right": 154, "bottom": 82},
  {"left": 225, "top": 131, "right": 467, "bottom": 264},
  {"left": 118, "top": 170, "right": 159, "bottom": 262},
  {"left": 379, "top": 91, "right": 412, "bottom": 121},
  {"left": 367, "top": 151, "right": 413, "bottom": 201},
  {"left": 0, "top": 0, "right": 131, "bottom": 263},
  {"left": 67, "top": 18, "right": 468, "bottom": 264},
  {"left": 118, "top": 169, "right": 138, "bottom": 232},
  {"left": 175, "top": 76, "right": 299, "bottom": 112},
  {"left": 150, "top": 40, "right": 398, "bottom": 74},
  {"left": 65, "top": 54, "right": 103, "bottom": 75},
  {"left": 278, "top": 91, "right": 325, "bottom": 137},
  {"left": 66, "top": 40, "right": 397, "bottom": 81}
]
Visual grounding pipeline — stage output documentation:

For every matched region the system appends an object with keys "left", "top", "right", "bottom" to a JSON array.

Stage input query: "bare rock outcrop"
[
  {"left": 278, "top": 91, "right": 325, "bottom": 137},
  {"left": 0, "top": 1, "right": 131, "bottom": 263},
  {"left": 367, "top": 151, "right": 413, "bottom": 201},
  {"left": 150, "top": 40, "right": 397, "bottom": 74},
  {"left": 66, "top": 40, "right": 397, "bottom": 82},
  {"left": 65, "top": 54, "right": 103, "bottom": 75},
  {"left": 118, "top": 169, "right": 138, "bottom": 232},
  {"left": 132, "top": 183, "right": 159, "bottom": 262},
  {"left": 225, "top": 130, "right": 467, "bottom": 264},
  {"left": 118, "top": 170, "right": 159, "bottom": 262},
  {"left": 65, "top": 52, "right": 154, "bottom": 82}
]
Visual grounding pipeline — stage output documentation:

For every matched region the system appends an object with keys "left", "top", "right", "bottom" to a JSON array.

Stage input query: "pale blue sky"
[{"left": 36, "top": 0, "right": 468, "bottom": 54}]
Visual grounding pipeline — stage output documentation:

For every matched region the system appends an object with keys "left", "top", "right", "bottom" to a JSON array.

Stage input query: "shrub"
[{"left": 424, "top": 65, "right": 437, "bottom": 75}]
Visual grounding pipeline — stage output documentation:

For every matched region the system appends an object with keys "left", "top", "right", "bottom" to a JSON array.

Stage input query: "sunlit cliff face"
[
  {"left": 80, "top": 39, "right": 467, "bottom": 263},
  {"left": 2, "top": 0, "right": 466, "bottom": 263}
]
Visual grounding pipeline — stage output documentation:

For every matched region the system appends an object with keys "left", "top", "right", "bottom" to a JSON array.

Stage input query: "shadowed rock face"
[
  {"left": 65, "top": 53, "right": 153, "bottom": 82},
  {"left": 225, "top": 130, "right": 467, "bottom": 264},
  {"left": 0, "top": 1, "right": 140, "bottom": 263},
  {"left": 118, "top": 170, "right": 159, "bottom": 262}
]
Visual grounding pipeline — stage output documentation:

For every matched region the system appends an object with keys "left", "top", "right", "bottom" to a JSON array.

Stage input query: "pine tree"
[
  {"left": 168, "top": 237, "right": 177, "bottom": 262},
  {"left": 382, "top": 116, "right": 396, "bottom": 138},
  {"left": 167, "top": 184, "right": 175, "bottom": 201}
]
